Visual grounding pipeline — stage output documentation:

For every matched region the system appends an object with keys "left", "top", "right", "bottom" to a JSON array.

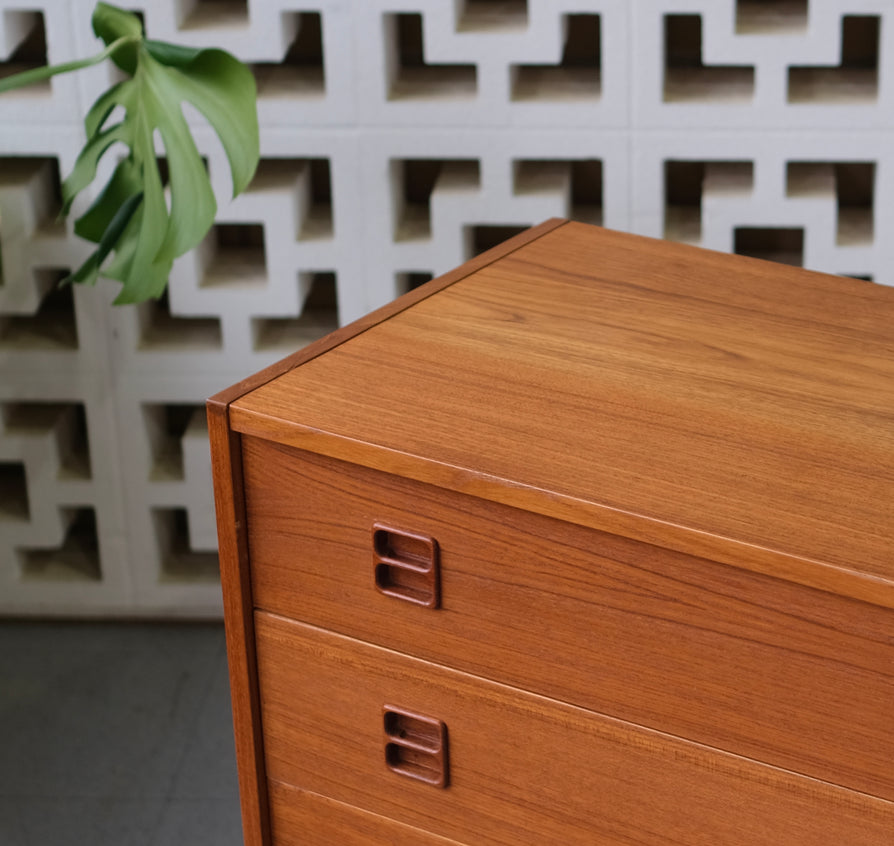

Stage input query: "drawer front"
[
  {"left": 268, "top": 782, "right": 467, "bottom": 846},
  {"left": 255, "top": 612, "right": 894, "bottom": 846},
  {"left": 243, "top": 436, "right": 894, "bottom": 800}
]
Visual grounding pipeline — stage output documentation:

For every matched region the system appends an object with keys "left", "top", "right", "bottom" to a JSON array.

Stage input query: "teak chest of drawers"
[{"left": 209, "top": 220, "right": 894, "bottom": 846}]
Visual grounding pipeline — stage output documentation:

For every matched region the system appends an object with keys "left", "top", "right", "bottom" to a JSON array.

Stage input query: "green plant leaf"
[
  {"left": 0, "top": 2, "right": 260, "bottom": 304},
  {"left": 74, "top": 158, "right": 142, "bottom": 243},
  {"left": 83, "top": 78, "right": 132, "bottom": 139},
  {"left": 92, "top": 2, "right": 142, "bottom": 74},
  {"left": 65, "top": 190, "right": 143, "bottom": 286},
  {"left": 61, "top": 121, "right": 130, "bottom": 216},
  {"left": 138, "top": 57, "right": 217, "bottom": 263},
  {"left": 110, "top": 64, "right": 171, "bottom": 302},
  {"left": 82, "top": 6, "right": 259, "bottom": 302},
  {"left": 144, "top": 41, "right": 259, "bottom": 197},
  {"left": 102, "top": 203, "right": 142, "bottom": 281},
  {"left": 92, "top": 2, "right": 143, "bottom": 42}
]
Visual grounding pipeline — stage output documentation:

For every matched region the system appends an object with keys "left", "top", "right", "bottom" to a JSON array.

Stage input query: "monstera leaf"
[{"left": 0, "top": 3, "right": 259, "bottom": 303}]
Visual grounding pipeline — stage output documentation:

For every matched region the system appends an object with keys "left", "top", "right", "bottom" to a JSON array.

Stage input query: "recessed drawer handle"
[
  {"left": 373, "top": 524, "right": 440, "bottom": 609},
  {"left": 383, "top": 706, "right": 449, "bottom": 788}
]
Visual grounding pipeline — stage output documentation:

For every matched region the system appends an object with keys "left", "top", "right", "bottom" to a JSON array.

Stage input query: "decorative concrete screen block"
[
  {"left": 637, "top": 0, "right": 893, "bottom": 128},
  {"left": 356, "top": 0, "right": 630, "bottom": 127},
  {"left": 631, "top": 130, "right": 893, "bottom": 283},
  {"left": 0, "top": 0, "right": 891, "bottom": 616},
  {"left": 0, "top": 3, "right": 82, "bottom": 123}
]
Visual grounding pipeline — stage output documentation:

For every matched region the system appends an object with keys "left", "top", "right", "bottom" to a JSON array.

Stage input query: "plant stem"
[{"left": 0, "top": 35, "right": 140, "bottom": 94}]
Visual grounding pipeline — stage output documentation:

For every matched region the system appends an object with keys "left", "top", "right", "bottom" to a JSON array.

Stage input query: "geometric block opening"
[
  {"left": 143, "top": 403, "right": 205, "bottom": 481},
  {"left": 457, "top": 0, "right": 527, "bottom": 32},
  {"left": 0, "top": 270, "right": 78, "bottom": 349},
  {"left": 202, "top": 222, "right": 267, "bottom": 288},
  {"left": 181, "top": 0, "right": 248, "bottom": 30},
  {"left": 512, "top": 15, "right": 601, "bottom": 101},
  {"left": 0, "top": 12, "right": 49, "bottom": 93},
  {"left": 788, "top": 16, "right": 879, "bottom": 103},
  {"left": 393, "top": 159, "right": 481, "bottom": 240},
  {"left": 395, "top": 271, "right": 434, "bottom": 296},
  {"left": 253, "top": 271, "right": 339, "bottom": 351},
  {"left": 387, "top": 13, "right": 477, "bottom": 100},
  {"left": 58, "top": 403, "right": 91, "bottom": 479},
  {"left": 513, "top": 159, "right": 603, "bottom": 226},
  {"left": 837, "top": 163, "right": 874, "bottom": 245},
  {"left": 252, "top": 12, "right": 325, "bottom": 98},
  {"left": 154, "top": 154, "right": 207, "bottom": 191},
  {"left": 2, "top": 401, "right": 91, "bottom": 480},
  {"left": 569, "top": 160, "right": 603, "bottom": 225},
  {"left": 466, "top": 224, "right": 530, "bottom": 259},
  {"left": 216, "top": 222, "right": 264, "bottom": 250},
  {"left": 246, "top": 158, "right": 334, "bottom": 241},
  {"left": 19, "top": 507, "right": 101, "bottom": 581},
  {"left": 137, "top": 290, "right": 222, "bottom": 351},
  {"left": 0, "top": 461, "right": 28, "bottom": 520},
  {"left": 244, "top": 158, "right": 333, "bottom": 240},
  {"left": 153, "top": 507, "right": 219, "bottom": 582},
  {"left": 734, "top": 227, "right": 804, "bottom": 266},
  {"left": 735, "top": 0, "right": 808, "bottom": 35},
  {"left": 786, "top": 161, "right": 874, "bottom": 245},
  {"left": 0, "top": 158, "right": 64, "bottom": 254},
  {"left": 301, "top": 159, "right": 333, "bottom": 239},
  {"left": 663, "top": 15, "right": 755, "bottom": 102},
  {"left": 664, "top": 160, "right": 754, "bottom": 243}
]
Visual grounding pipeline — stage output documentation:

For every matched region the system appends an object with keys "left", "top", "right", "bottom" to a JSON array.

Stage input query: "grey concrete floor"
[{"left": 0, "top": 621, "right": 242, "bottom": 846}]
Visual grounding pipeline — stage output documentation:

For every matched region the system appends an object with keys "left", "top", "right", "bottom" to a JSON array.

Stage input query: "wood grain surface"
[
  {"left": 230, "top": 222, "right": 894, "bottom": 607},
  {"left": 206, "top": 404, "right": 270, "bottom": 846},
  {"left": 267, "top": 782, "right": 468, "bottom": 846},
  {"left": 242, "top": 437, "right": 894, "bottom": 802},
  {"left": 208, "top": 218, "right": 567, "bottom": 409},
  {"left": 254, "top": 612, "right": 894, "bottom": 846}
]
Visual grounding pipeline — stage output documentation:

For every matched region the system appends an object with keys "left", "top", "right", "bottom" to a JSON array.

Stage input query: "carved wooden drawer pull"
[
  {"left": 373, "top": 524, "right": 440, "bottom": 608},
  {"left": 384, "top": 706, "right": 449, "bottom": 788}
]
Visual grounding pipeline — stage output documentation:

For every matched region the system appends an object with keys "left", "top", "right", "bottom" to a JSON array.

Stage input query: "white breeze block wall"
[{"left": 0, "top": 0, "right": 889, "bottom": 617}]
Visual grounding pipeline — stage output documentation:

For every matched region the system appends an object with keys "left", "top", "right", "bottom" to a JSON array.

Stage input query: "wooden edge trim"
[
  {"left": 228, "top": 419, "right": 894, "bottom": 612},
  {"left": 208, "top": 218, "right": 569, "bottom": 408},
  {"left": 207, "top": 400, "right": 270, "bottom": 846}
]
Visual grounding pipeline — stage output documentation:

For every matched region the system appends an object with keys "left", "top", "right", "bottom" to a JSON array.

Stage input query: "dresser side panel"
[{"left": 207, "top": 402, "right": 271, "bottom": 846}]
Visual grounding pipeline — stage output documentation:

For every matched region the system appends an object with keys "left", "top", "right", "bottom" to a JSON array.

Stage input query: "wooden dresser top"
[{"left": 228, "top": 221, "right": 894, "bottom": 607}]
